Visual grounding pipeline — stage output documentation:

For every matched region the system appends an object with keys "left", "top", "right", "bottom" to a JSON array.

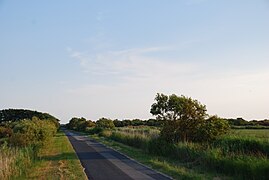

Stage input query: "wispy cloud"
[
  {"left": 68, "top": 47, "right": 198, "bottom": 80},
  {"left": 67, "top": 45, "right": 269, "bottom": 120}
]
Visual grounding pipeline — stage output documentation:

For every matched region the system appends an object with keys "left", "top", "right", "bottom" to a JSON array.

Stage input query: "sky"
[{"left": 0, "top": 0, "right": 269, "bottom": 123}]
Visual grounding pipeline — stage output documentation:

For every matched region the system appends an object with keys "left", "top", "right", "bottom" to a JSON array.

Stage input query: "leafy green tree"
[
  {"left": 78, "top": 120, "right": 95, "bottom": 131},
  {"left": 96, "top": 118, "right": 115, "bottom": 129},
  {"left": 67, "top": 117, "right": 86, "bottom": 130},
  {"left": 145, "top": 119, "right": 163, "bottom": 127},
  {"left": 113, "top": 119, "right": 124, "bottom": 127},
  {"left": 131, "top": 119, "right": 144, "bottom": 126},
  {"left": 122, "top": 119, "right": 132, "bottom": 126},
  {"left": 0, "top": 109, "right": 59, "bottom": 127},
  {"left": 197, "top": 116, "right": 230, "bottom": 142},
  {"left": 150, "top": 93, "right": 228, "bottom": 142}
]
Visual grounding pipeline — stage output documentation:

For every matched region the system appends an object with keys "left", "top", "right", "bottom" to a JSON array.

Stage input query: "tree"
[
  {"left": 131, "top": 119, "right": 144, "bottom": 126},
  {"left": 197, "top": 116, "right": 230, "bottom": 142},
  {"left": 150, "top": 93, "right": 228, "bottom": 142},
  {"left": 96, "top": 118, "right": 115, "bottom": 129},
  {"left": 66, "top": 117, "right": 87, "bottom": 130},
  {"left": 0, "top": 109, "right": 59, "bottom": 125},
  {"left": 113, "top": 119, "right": 124, "bottom": 127}
]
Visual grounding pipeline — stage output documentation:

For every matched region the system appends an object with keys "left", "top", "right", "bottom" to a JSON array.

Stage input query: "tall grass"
[
  {"left": 115, "top": 126, "right": 160, "bottom": 139},
  {"left": 101, "top": 127, "right": 269, "bottom": 179},
  {"left": 110, "top": 131, "right": 150, "bottom": 150},
  {"left": 0, "top": 142, "right": 35, "bottom": 179},
  {"left": 213, "top": 136, "right": 269, "bottom": 157}
]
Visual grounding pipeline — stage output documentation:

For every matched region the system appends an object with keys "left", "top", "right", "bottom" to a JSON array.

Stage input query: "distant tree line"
[
  {"left": 65, "top": 117, "right": 95, "bottom": 131},
  {"left": 225, "top": 117, "right": 269, "bottom": 127},
  {"left": 65, "top": 117, "right": 164, "bottom": 131},
  {"left": 113, "top": 119, "right": 164, "bottom": 127}
]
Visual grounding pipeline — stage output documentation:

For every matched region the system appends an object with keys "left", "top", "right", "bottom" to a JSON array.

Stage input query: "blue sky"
[{"left": 1, "top": 0, "right": 269, "bottom": 123}]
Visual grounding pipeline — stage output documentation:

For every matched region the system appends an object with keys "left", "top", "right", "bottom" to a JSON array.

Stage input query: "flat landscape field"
[{"left": 229, "top": 129, "right": 269, "bottom": 139}]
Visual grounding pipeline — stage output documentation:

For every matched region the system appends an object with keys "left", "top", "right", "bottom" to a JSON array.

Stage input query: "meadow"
[{"left": 93, "top": 126, "right": 269, "bottom": 179}]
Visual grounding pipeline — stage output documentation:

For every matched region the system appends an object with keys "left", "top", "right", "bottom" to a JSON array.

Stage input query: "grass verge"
[
  {"left": 89, "top": 134, "right": 230, "bottom": 180},
  {"left": 20, "top": 130, "right": 87, "bottom": 180}
]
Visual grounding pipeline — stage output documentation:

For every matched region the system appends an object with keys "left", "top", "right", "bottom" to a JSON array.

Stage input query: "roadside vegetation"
[
  {"left": 0, "top": 109, "right": 86, "bottom": 180},
  {"left": 24, "top": 130, "right": 87, "bottom": 179},
  {"left": 66, "top": 93, "right": 269, "bottom": 180}
]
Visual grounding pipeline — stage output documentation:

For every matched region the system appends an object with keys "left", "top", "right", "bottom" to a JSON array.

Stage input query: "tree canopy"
[
  {"left": 0, "top": 109, "right": 59, "bottom": 122},
  {"left": 151, "top": 93, "right": 229, "bottom": 142},
  {"left": 0, "top": 109, "right": 60, "bottom": 129}
]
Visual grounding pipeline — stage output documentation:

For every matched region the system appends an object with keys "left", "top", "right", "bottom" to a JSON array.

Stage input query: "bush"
[
  {"left": 96, "top": 118, "right": 115, "bottom": 129},
  {"left": 0, "top": 126, "right": 13, "bottom": 138},
  {"left": 9, "top": 118, "right": 57, "bottom": 148},
  {"left": 99, "top": 129, "right": 112, "bottom": 137},
  {"left": 86, "top": 127, "right": 103, "bottom": 135},
  {"left": 196, "top": 116, "right": 230, "bottom": 142}
]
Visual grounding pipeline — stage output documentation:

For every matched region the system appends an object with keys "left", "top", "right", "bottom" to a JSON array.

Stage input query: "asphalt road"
[{"left": 64, "top": 130, "right": 172, "bottom": 180}]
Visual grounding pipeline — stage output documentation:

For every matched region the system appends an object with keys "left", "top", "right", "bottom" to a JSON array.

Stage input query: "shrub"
[
  {"left": 9, "top": 118, "right": 57, "bottom": 148},
  {"left": 86, "top": 127, "right": 103, "bottom": 135},
  {"left": 96, "top": 118, "right": 115, "bottom": 129},
  {"left": 99, "top": 129, "right": 112, "bottom": 138},
  {"left": 196, "top": 116, "right": 230, "bottom": 142},
  {"left": 0, "top": 126, "right": 13, "bottom": 138}
]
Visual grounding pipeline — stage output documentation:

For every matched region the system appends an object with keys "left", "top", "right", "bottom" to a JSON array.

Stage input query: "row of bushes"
[
  {"left": 97, "top": 130, "right": 269, "bottom": 179},
  {"left": 1, "top": 118, "right": 57, "bottom": 147}
]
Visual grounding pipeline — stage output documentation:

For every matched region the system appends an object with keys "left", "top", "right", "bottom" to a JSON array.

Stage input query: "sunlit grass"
[
  {"left": 90, "top": 134, "right": 223, "bottom": 180},
  {"left": 90, "top": 127, "right": 269, "bottom": 179},
  {"left": 20, "top": 131, "right": 87, "bottom": 180}
]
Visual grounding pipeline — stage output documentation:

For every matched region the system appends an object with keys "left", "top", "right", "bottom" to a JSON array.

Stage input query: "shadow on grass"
[
  {"left": 42, "top": 150, "right": 130, "bottom": 161},
  {"left": 42, "top": 152, "right": 109, "bottom": 161},
  {"left": 42, "top": 152, "right": 78, "bottom": 161}
]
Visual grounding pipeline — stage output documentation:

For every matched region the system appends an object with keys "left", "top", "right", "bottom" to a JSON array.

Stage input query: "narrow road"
[{"left": 64, "top": 130, "right": 172, "bottom": 180}]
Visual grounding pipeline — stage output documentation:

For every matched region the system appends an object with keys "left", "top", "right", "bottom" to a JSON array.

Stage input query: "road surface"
[{"left": 64, "top": 130, "right": 172, "bottom": 180}]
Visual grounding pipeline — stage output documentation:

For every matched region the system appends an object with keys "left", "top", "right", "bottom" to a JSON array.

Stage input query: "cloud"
[
  {"left": 68, "top": 47, "right": 198, "bottom": 80},
  {"left": 66, "top": 46, "right": 269, "bottom": 120},
  {"left": 65, "top": 58, "right": 269, "bottom": 120}
]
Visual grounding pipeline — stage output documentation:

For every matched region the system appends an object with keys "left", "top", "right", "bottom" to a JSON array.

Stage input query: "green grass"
[
  {"left": 90, "top": 128, "right": 269, "bottom": 179},
  {"left": 228, "top": 129, "right": 269, "bottom": 140},
  {"left": 0, "top": 143, "right": 35, "bottom": 179},
  {"left": 19, "top": 130, "right": 87, "bottom": 180},
  {"left": 89, "top": 134, "right": 229, "bottom": 180}
]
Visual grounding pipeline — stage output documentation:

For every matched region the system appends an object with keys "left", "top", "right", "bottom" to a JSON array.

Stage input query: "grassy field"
[
  {"left": 1, "top": 130, "right": 86, "bottom": 179},
  {"left": 228, "top": 129, "right": 269, "bottom": 139},
  {"left": 90, "top": 127, "right": 269, "bottom": 180}
]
